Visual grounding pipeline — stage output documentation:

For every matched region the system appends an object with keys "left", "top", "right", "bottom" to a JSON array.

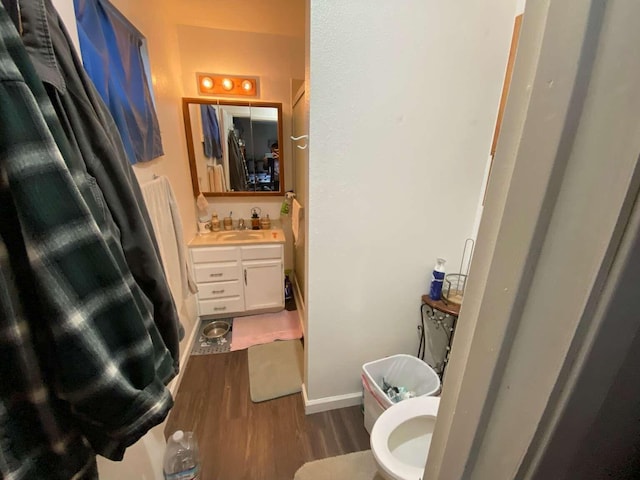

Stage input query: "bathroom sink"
[
  {"left": 213, "top": 230, "right": 267, "bottom": 241},
  {"left": 190, "top": 228, "right": 284, "bottom": 247}
]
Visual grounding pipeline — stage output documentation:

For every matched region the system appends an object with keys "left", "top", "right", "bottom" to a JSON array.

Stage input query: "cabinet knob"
[
  {"left": 212, "top": 289, "right": 224, "bottom": 294},
  {"left": 214, "top": 306, "right": 226, "bottom": 311},
  {"left": 210, "top": 273, "right": 223, "bottom": 277}
]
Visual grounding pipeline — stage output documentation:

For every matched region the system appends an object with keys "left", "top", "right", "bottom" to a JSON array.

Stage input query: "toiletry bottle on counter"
[
  {"left": 251, "top": 208, "right": 260, "bottom": 230},
  {"left": 260, "top": 214, "right": 271, "bottom": 230},
  {"left": 197, "top": 217, "right": 210, "bottom": 235},
  {"left": 210, "top": 213, "right": 220, "bottom": 232},
  {"left": 223, "top": 214, "right": 233, "bottom": 231},
  {"left": 429, "top": 258, "right": 446, "bottom": 301}
]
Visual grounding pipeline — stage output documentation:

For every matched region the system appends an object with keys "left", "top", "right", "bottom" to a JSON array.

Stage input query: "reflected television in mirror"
[{"left": 182, "top": 98, "right": 284, "bottom": 196}]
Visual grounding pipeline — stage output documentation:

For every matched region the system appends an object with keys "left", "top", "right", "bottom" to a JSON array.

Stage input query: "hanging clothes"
[
  {"left": 228, "top": 130, "right": 248, "bottom": 191},
  {"left": 74, "top": 0, "right": 164, "bottom": 164},
  {"left": 18, "top": 0, "right": 183, "bottom": 367},
  {"left": 0, "top": 4, "right": 172, "bottom": 478},
  {"left": 200, "top": 104, "right": 223, "bottom": 159}
]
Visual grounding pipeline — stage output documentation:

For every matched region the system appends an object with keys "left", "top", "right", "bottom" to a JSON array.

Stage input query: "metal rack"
[{"left": 418, "top": 295, "right": 460, "bottom": 380}]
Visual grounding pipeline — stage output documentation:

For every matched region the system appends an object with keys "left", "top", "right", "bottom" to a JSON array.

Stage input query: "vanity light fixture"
[
  {"left": 200, "top": 76, "right": 213, "bottom": 89},
  {"left": 196, "top": 73, "right": 259, "bottom": 97},
  {"left": 222, "top": 78, "right": 234, "bottom": 91}
]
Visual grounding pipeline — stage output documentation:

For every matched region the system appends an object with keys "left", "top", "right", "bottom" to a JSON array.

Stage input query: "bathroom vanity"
[{"left": 189, "top": 229, "right": 285, "bottom": 318}]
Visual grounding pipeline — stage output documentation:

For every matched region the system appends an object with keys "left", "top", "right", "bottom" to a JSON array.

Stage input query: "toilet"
[{"left": 370, "top": 396, "right": 440, "bottom": 480}]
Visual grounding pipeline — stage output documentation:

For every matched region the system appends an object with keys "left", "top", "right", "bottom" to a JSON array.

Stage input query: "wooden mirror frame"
[{"left": 182, "top": 97, "right": 284, "bottom": 197}]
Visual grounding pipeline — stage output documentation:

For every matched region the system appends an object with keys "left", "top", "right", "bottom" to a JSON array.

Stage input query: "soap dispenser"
[{"left": 251, "top": 207, "right": 261, "bottom": 230}]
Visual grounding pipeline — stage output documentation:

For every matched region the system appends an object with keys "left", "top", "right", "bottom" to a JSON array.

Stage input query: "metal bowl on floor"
[{"left": 203, "top": 320, "right": 230, "bottom": 340}]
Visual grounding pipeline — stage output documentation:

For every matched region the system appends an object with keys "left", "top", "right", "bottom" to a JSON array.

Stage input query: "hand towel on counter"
[
  {"left": 292, "top": 198, "right": 303, "bottom": 246},
  {"left": 141, "top": 176, "right": 198, "bottom": 317}
]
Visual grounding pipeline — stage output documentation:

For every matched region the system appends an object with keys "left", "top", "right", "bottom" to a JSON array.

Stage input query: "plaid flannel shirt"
[
  {"left": 0, "top": 4, "right": 174, "bottom": 478},
  {"left": 19, "top": 0, "right": 184, "bottom": 367}
]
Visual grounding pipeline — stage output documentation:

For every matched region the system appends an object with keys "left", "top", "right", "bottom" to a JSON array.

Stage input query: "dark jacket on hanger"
[
  {"left": 228, "top": 130, "right": 248, "bottom": 191},
  {"left": 0, "top": 3, "right": 173, "bottom": 477},
  {"left": 18, "top": 0, "right": 183, "bottom": 367}
]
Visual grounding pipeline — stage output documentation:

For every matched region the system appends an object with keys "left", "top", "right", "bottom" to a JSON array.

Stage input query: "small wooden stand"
[{"left": 419, "top": 295, "right": 461, "bottom": 380}]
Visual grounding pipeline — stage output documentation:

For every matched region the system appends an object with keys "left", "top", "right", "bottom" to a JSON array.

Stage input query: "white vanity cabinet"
[
  {"left": 241, "top": 245, "right": 285, "bottom": 311},
  {"left": 190, "top": 242, "right": 284, "bottom": 317}
]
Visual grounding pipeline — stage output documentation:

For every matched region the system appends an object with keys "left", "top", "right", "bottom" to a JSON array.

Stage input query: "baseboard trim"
[{"left": 302, "top": 383, "right": 363, "bottom": 414}]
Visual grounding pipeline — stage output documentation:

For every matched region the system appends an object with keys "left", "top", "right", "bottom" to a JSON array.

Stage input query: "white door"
[{"left": 243, "top": 260, "right": 284, "bottom": 310}]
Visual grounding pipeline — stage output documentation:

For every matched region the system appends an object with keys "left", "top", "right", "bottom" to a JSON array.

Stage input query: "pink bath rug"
[{"left": 231, "top": 310, "right": 302, "bottom": 351}]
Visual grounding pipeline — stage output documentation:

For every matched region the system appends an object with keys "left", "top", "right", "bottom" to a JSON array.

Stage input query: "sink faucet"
[{"left": 237, "top": 218, "right": 246, "bottom": 230}]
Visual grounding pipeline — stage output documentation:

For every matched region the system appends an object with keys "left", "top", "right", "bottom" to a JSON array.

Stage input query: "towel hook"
[{"left": 291, "top": 134, "right": 308, "bottom": 150}]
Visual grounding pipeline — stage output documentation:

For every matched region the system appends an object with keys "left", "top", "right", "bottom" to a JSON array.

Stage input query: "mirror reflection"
[{"left": 183, "top": 99, "right": 283, "bottom": 196}]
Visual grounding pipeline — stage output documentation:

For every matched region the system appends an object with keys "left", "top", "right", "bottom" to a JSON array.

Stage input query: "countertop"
[{"left": 189, "top": 228, "right": 286, "bottom": 247}]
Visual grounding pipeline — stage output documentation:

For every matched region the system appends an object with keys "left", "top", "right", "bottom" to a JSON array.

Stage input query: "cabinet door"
[{"left": 243, "top": 260, "right": 284, "bottom": 311}]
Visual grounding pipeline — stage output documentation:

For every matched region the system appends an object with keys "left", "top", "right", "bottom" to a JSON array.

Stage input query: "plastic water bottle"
[
  {"left": 429, "top": 258, "right": 446, "bottom": 300},
  {"left": 163, "top": 430, "right": 200, "bottom": 480}
]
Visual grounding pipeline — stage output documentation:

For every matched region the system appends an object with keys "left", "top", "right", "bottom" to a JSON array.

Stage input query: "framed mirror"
[{"left": 182, "top": 98, "right": 284, "bottom": 196}]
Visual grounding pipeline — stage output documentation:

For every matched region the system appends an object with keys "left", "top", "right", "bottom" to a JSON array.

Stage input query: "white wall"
[
  {"left": 160, "top": 0, "right": 305, "bottom": 39},
  {"left": 305, "top": 0, "right": 519, "bottom": 401},
  {"left": 52, "top": 0, "right": 80, "bottom": 51},
  {"left": 517, "top": 0, "right": 527, "bottom": 14},
  {"left": 471, "top": 0, "right": 527, "bottom": 239}
]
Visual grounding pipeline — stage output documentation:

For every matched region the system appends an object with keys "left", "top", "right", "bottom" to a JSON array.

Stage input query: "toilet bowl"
[{"left": 370, "top": 396, "right": 440, "bottom": 480}]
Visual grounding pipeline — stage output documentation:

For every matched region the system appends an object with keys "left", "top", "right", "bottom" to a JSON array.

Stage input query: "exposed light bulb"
[
  {"left": 201, "top": 76, "right": 213, "bottom": 89},
  {"left": 241, "top": 80, "right": 253, "bottom": 91},
  {"left": 222, "top": 78, "right": 234, "bottom": 90}
]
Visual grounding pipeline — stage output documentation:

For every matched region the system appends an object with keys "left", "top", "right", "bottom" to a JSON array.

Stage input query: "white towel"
[
  {"left": 141, "top": 176, "right": 198, "bottom": 317},
  {"left": 292, "top": 198, "right": 303, "bottom": 245},
  {"left": 213, "top": 164, "right": 225, "bottom": 192},
  {"left": 220, "top": 164, "right": 228, "bottom": 192},
  {"left": 207, "top": 166, "right": 215, "bottom": 191}
]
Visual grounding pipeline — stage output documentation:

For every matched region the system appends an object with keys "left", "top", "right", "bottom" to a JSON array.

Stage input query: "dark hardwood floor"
[{"left": 165, "top": 348, "right": 370, "bottom": 480}]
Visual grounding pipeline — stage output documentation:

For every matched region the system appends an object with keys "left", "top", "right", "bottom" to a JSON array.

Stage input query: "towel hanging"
[
  {"left": 292, "top": 198, "right": 303, "bottom": 246},
  {"left": 141, "top": 176, "right": 198, "bottom": 315}
]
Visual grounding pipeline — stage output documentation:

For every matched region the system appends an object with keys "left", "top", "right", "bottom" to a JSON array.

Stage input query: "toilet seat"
[{"left": 370, "top": 396, "right": 440, "bottom": 480}]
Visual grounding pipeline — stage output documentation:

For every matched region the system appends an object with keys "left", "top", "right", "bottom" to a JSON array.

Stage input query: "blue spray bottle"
[{"left": 429, "top": 258, "right": 446, "bottom": 300}]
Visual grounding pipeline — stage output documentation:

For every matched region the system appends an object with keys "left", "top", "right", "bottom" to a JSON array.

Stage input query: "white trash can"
[{"left": 362, "top": 354, "right": 440, "bottom": 434}]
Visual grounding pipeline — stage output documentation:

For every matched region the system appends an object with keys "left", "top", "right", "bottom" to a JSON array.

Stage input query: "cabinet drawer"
[
  {"left": 198, "top": 297, "right": 244, "bottom": 316},
  {"left": 240, "top": 244, "right": 283, "bottom": 261},
  {"left": 196, "top": 280, "right": 242, "bottom": 300},
  {"left": 194, "top": 263, "right": 239, "bottom": 283},
  {"left": 191, "top": 246, "right": 239, "bottom": 264}
]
